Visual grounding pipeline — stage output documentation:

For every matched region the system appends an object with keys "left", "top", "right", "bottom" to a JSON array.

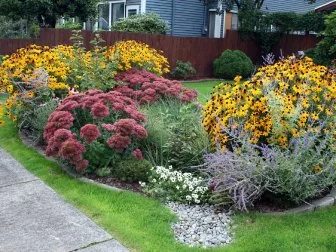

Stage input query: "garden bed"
[{"left": 1, "top": 35, "right": 336, "bottom": 251}]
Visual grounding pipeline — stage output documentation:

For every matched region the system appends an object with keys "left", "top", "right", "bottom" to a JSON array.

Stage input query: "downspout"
[
  {"left": 202, "top": 4, "right": 207, "bottom": 36},
  {"left": 171, "top": 0, "right": 176, "bottom": 35},
  {"left": 223, "top": 8, "right": 226, "bottom": 38}
]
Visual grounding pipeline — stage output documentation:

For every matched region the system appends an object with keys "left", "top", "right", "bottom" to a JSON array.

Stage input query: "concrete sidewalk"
[{"left": 0, "top": 148, "right": 129, "bottom": 252}]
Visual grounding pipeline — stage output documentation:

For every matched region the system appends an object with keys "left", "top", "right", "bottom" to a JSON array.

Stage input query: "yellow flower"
[
  {"left": 202, "top": 57, "right": 336, "bottom": 149},
  {"left": 234, "top": 75, "right": 242, "bottom": 83},
  {"left": 6, "top": 85, "right": 14, "bottom": 93},
  {"left": 313, "top": 165, "right": 322, "bottom": 173}
]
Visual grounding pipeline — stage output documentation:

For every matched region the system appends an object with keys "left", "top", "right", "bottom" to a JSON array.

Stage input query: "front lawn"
[
  {"left": 1, "top": 90, "right": 336, "bottom": 252},
  {"left": 183, "top": 80, "right": 229, "bottom": 103}
]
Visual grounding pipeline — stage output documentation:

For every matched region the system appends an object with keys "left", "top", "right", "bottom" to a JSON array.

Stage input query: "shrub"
[
  {"left": 203, "top": 56, "right": 336, "bottom": 149},
  {"left": 170, "top": 60, "right": 197, "bottom": 80},
  {"left": 314, "top": 11, "right": 336, "bottom": 66},
  {"left": 0, "top": 44, "right": 72, "bottom": 94},
  {"left": 22, "top": 99, "right": 59, "bottom": 142},
  {"left": 43, "top": 90, "right": 147, "bottom": 174},
  {"left": 140, "top": 165, "right": 209, "bottom": 204},
  {"left": 114, "top": 158, "right": 151, "bottom": 182},
  {"left": 56, "top": 22, "right": 82, "bottom": 30},
  {"left": 105, "top": 40, "right": 170, "bottom": 75},
  {"left": 61, "top": 31, "right": 119, "bottom": 92},
  {"left": 1, "top": 67, "right": 69, "bottom": 128},
  {"left": 111, "top": 13, "right": 168, "bottom": 35},
  {"left": 115, "top": 68, "right": 197, "bottom": 104},
  {"left": 0, "top": 44, "right": 73, "bottom": 125},
  {"left": 213, "top": 49, "right": 253, "bottom": 79},
  {"left": 204, "top": 122, "right": 336, "bottom": 211},
  {"left": 141, "top": 99, "right": 209, "bottom": 171}
]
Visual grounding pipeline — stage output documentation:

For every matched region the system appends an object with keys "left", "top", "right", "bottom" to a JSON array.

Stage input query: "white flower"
[
  {"left": 192, "top": 194, "right": 198, "bottom": 199},
  {"left": 186, "top": 195, "right": 192, "bottom": 201},
  {"left": 170, "top": 177, "right": 176, "bottom": 182},
  {"left": 176, "top": 185, "right": 180, "bottom": 190},
  {"left": 152, "top": 178, "right": 157, "bottom": 183},
  {"left": 194, "top": 199, "right": 200, "bottom": 204},
  {"left": 139, "top": 182, "right": 146, "bottom": 187}
]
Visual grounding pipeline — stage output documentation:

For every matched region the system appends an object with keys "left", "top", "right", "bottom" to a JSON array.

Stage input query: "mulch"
[{"left": 87, "top": 174, "right": 142, "bottom": 193}]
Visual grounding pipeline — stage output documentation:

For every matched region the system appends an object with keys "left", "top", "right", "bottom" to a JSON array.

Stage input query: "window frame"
[
  {"left": 97, "top": 0, "right": 126, "bottom": 30},
  {"left": 126, "top": 5, "right": 140, "bottom": 18}
]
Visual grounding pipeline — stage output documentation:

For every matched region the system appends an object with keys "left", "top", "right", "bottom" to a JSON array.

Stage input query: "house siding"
[
  {"left": 146, "top": 0, "right": 206, "bottom": 37},
  {"left": 146, "top": 0, "right": 173, "bottom": 33},
  {"left": 262, "top": 0, "right": 331, "bottom": 13},
  {"left": 127, "top": 0, "right": 141, "bottom": 5}
]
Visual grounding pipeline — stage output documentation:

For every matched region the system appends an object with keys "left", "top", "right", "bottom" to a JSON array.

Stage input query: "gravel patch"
[{"left": 167, "top": 202, "right": 233, "bottom": 248}]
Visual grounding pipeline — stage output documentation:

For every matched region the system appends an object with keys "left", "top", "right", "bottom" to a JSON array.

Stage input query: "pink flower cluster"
[
  {"left": 115, "top": 68, "right": 198, "bottom": 104},
  {"left": 43, "top": 89, "right": 147, "bottom": 173},
  {"left": 102, "top": 118, "right": 147, "bottom": 153}
]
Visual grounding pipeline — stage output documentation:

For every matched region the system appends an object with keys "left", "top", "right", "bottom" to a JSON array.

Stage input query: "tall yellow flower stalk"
[{"left": 105, "top": 40, "right": 170, "bottom": 75}]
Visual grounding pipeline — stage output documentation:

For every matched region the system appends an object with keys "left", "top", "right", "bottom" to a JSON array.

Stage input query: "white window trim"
[
  {"left": 126, "top": 5, "right": 140, "bottom": 17},
  {"left": 96, "top": 0, "right": 126, "bottom": 31},
  {"left": 214, "top": 2, "right": 222, "bottom": 38},
  {"left": 141, "top": 0, "right": 146, "bottom": 14}
]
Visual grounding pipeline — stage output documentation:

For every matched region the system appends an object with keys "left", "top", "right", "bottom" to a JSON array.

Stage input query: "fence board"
[{"left": 0, "top": 29, "right": 322, "bottom": 77}]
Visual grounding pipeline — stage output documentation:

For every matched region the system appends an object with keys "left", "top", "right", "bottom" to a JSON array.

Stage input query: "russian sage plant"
[{"left": 204, "top": 119, "right": 336, "bottom": 211}]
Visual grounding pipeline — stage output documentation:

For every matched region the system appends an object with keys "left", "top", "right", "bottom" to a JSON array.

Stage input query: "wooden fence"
[{"left": 0, "top": 29, "right": 322, "bottom": 77}]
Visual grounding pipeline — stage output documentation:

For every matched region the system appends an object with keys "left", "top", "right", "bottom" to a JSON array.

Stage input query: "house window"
[
  {"left": 126, "top": 5, "right": 140, "bottom": 17},
  {"left": 231, "top": 13, "right": 238, "bottom": 30},
  {"left": 97, "top": 1, "right": 126, "bottom": 30}
]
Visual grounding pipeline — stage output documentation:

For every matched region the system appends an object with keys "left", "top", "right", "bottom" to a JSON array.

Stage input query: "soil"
[
  {"left": 253, "top": 188, "right": 332, "bottom": 213},
  {"left": 87, "top": 174, "right": 143, "bottom": 193}
]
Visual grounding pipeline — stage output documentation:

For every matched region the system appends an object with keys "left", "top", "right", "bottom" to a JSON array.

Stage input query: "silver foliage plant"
[{"left": 204, "top": 119, "right": 336, "bottom": 211}]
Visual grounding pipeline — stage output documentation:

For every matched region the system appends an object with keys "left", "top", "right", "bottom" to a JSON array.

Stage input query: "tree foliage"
[
  {"left": 313, "top": 10, "right": 336, "bottom": 65},
  {"left": 200, "top": 0, "right": 316, "bottom": 10},
  {"left": 0, "top": 0, "right": 99, "bottom": 28}
]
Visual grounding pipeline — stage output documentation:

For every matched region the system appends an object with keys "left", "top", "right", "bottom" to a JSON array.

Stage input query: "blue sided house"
[
  {"left": 92, "top": 0, "right": 332, "bottom": 38},
  {"left": 93, "top": 0, "right": 229, "bottom": 38}
]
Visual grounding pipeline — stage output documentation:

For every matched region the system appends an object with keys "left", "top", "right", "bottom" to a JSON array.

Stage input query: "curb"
[{"left": 264, "top": 188, "right": 336, "bottom": 215}]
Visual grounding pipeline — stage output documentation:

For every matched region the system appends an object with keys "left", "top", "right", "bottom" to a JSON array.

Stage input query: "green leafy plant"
[
  {"left": 314, "top": 10, "right": 336, "bottom": 66},
  {"left": 114, "top": 158, "right": 151, "bottom": 182},
  {"left": 56, "top": 21, "right": 82, "bottom": 30},
  {"left": 111, "top": 13, "right": 168, "bottom": 34},
  {"left": 0, "top": 16, "right": 30, "bottom": 38},
  {"left": 23, "top": 99, "right": 58, "bottom": 142},
  {"left": 63, "top": 31, "right": 118, "bottom": 92},
  {"left": 170, "top": 60, "right": 197, "bottom": 80},
  {"left": 213, "top": 49, "right": 254, "bottom": 79}
]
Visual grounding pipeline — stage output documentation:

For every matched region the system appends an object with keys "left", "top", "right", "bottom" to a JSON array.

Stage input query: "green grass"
[
  {"left": 1, "top": 92, "right": 336, "bottom": 251},
  {"left": 183, "top": 80, "right": 233, "bottom": 104}
]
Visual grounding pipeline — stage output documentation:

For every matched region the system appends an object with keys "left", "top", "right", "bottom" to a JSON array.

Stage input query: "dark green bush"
[
  {"left": 314, "top": 11, "right": 336, "bottom": 66},
  {"left": 213, "top": 49, "right": 254, "bottom": 79},
  {"left": 56, "top": 21, "right": 82, "bottom": 30},
  {"left": 305, "top": 48, "right": 329, "bottom": 66},
  {"left": 114, "top": 158, "right": 152, "bottom": 182},
  {"left": 170, "top": 60, "right": 196, "bottom": 80},
  {"left": 111, "top": 13, "right": 168, "bottom": 34}
]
